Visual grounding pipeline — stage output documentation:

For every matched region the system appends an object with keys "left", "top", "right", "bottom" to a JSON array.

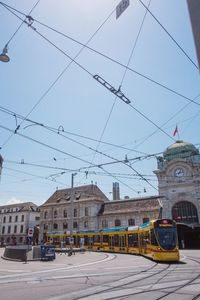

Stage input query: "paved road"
[{"left": 0, "top": 248, "right": 200, "bottom": 300}]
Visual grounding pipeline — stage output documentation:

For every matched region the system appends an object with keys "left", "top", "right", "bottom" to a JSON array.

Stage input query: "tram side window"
[
  {"left": 103, "top": 235, "right": 109, "bottom": 243},
  {"left": 128, "top": 233, "right": 138, "bottom": 247},
  {"left": 150, "top": 229, "right": 158, "bottom": 246},
  {"left": 84, "top": 235, "right": 89, "bottom": 246},
  {"left": 114, "top": 234, "right": 119, "bottom": 246},
  {"left": 141, "top": 232, "right": 150, "bottom": 245},
  {"left": 93, "top": 235, "right": 100, "bottom": 243}
]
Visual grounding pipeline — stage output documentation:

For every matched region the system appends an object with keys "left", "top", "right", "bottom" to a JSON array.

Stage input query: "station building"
[
  {"left": 154, "top": 140, "right": 200, "bottom": 248},
  {"left": 39, "top": 184, "right": 161, "bottom": 243}
]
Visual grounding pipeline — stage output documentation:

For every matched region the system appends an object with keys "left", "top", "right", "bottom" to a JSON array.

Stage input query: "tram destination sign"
[{"left": 116, "top": 0, "right": 130, "bottom": 19}]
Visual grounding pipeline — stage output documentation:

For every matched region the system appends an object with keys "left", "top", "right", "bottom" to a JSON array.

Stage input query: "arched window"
[
  {"left": 172, "top": 201, "right": 199, "bottom": 224},
  {"left": 115, "top": 219, "right": 121, "bottom": 227},
  {"left": 128, "top": 219, "right": 135, "bottom": 226}
]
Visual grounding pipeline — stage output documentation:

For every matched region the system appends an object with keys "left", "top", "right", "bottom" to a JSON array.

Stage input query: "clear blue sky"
[{"left": 0, "top": 0, "right": 199, "bottom": 205}]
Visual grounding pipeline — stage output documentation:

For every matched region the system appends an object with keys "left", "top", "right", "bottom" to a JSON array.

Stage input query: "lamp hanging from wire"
[{"left": 0, "top": 45, "right": 10, "bottom": 62}]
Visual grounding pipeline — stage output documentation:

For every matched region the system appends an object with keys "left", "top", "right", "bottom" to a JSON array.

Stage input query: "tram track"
[
  {"left": 103, "top": 255, "right": 200, "bottom": 300},
  {"left": 66, "top": 260, "right": 174, "bottom": 300},
  {"left": 65, "top": 254, "right": 200, "bottom": 300}
]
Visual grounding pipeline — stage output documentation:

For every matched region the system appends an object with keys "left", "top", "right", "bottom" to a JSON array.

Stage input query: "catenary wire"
[
  {"left": 138, "top": 0, "right": 199, "bottom": 70},
  {"left": 126, "top": 92, "right": 200, "bottom": 156},
  {"left": 0, "top": 2, "right": 116, "bottom": 149},
  {"left": 0, "top": 124, "right": 141, "bottom": 194},
  {"left": 1, "top": 9, "right": 178, "bottom": 144},
  {"left": 0, "top": 104, "right": 147, "bottom": 155},
  {"left": 2, "top": 0, "right": 41, "bottom": 47},
  {"left": 85, "top": 0, "right": 151, "bottom": 169},
  {"left": 4, "top": 4, "right": 199, "bottom": 106}
]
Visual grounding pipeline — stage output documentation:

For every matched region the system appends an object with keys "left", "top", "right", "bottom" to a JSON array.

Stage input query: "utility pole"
[{"left": 69, "top": 173, "right": 77, "bottom": 255}]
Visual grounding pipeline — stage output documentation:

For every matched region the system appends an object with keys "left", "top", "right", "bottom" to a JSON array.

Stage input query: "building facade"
[
  {"left": 39, "top": 184, "right": 161, "bottom": 242},
  {"left": 35, "top": 140, "right": 200, "bottom": 248},
  {"left": 154, "top": 140, "right": 200, "bottom": 224},
  {"left": 40, "top": 185, "right": 109, "bottom": 241},
  {"left": 0, "top": 202, "right": 40, "bottom": 246},
  {"left": 154, "top": 140, "right": 200, "bottom": 248}
]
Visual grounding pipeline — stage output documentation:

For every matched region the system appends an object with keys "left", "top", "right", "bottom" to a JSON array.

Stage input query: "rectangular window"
[
  {"left": 15, "top": 215, "right": 18, "bottom": 222},
  {"left": 8, "top": 226, "right": 11, "bottom": 234},
  {"left": 20, "top": 225, "right": 24, "bottom": 233},
  {"left": 85, "top": 207, "right": 88, "bottom": 216},
  {"left": 21, "top": 215, "right": 24, "bottom": 222},
  {"left": 102, "top": 220, "right": 108, "bottom": 228},
  {"left": 9, "top": 216, "right": 12, "bottom": 222},
  {"left": 14, "top": 225, "right": 17, "bottom": 233}
]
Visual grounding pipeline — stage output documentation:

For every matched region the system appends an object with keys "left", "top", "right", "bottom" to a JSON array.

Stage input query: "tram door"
[
  {"left": 109, "top": 235, "right": 114, "bottom": 251},
  {"left": 119, "top": 235, "right": 126, "bottom": 252}
]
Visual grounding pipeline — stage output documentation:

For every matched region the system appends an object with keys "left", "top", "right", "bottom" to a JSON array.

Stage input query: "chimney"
[{"left": 112, "top": 182, "right": 120, "bottom": 200}]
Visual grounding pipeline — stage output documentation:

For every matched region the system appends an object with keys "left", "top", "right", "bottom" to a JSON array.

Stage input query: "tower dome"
[{"left": 163, "top": 140, "right": 199, "bottom": 161}]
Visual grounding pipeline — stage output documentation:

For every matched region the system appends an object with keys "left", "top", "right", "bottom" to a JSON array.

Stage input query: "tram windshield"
[{"left": 155, "top": 227, "right": 177, "bottom": 250}]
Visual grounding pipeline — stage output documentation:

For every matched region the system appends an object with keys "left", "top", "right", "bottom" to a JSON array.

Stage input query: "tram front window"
[{"left": 155, "top": 227, "right": 177, "bottom": 250}]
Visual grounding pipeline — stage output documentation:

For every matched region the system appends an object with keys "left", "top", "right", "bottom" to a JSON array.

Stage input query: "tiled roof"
[
  {"left": 41, "top": 184, "right": 108, "bottom": 206},
  {"left": 100, "top": 197, "right": 161, "bottom": 215},
  {"left": 0, "top": 202, "right": 37, "bottom": 209},
  {"left": 0, "top": 202, "right": 38, "bottom": 212}
]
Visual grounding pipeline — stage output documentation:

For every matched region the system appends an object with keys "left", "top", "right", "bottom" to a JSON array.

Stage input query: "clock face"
[{"left": 174, "top": 168, "right": 184, "bottom": 177}]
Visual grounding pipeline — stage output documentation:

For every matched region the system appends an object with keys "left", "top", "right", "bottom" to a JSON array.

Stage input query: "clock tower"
[{"left": 154, "top": 140, "right": 200, "bottom": 225}]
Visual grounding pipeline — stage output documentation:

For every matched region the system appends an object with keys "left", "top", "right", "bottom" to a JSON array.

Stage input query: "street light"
[{"left": 0, "top": 45, "right": 10, "bottom": 63}]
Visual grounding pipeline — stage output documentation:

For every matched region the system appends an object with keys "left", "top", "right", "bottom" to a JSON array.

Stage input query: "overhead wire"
[
  {"left": 1, "top": 1, "right": 158, "bottom": 192},
  {"left": 0, "top": 2, "right": 116, "bottom": 149},
  {"left": 0, "top": 2, "right": 177, "bottom": 193},
  {"left": 0, "top": 123, "right": 142, "bottom": 194},
  {"left": 3, "top": 166, "right": 66, "bottom": 186},
  {"left": 0, "top": 104, "right": 147, "bottom": 155},
  {"left": 126, "top": 92, "right": 200, "bottom": 156},
  {"left": 82, "top": 0, "right": 156, "bottom": 190},
  {"left": 1, "top": 4, "right": 178, "bottom": 144},
  {"left": 1, "top": 2, "right": 198, "bottom": 194},
  {"left": 1, "top": 2, "right": 199, "bottom": 106},
  {"left": 86, "top": 0, "right": 151, "bottom": 165},
  {"left": 1, "top": 0, "right": 41, "bottom": 47},
  {"left": 138, "top": 0, "right": 199, "bottom": 70}
]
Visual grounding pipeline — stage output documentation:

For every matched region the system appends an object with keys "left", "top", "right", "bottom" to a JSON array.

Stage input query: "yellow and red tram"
[{"left": 45, "top": 218, "right": 179, "bottom": 262}]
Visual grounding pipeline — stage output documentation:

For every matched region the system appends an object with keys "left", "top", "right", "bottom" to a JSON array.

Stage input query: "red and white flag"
[{"left": 173, "top": 125, "right": 178, "bottom": 137}]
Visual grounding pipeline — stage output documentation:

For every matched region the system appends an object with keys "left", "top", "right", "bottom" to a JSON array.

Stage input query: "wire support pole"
[{"left": 68, "top": 173, "right": 77, "bottom": 256}]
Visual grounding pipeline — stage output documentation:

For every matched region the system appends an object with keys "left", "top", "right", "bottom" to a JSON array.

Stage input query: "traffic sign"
[{"left": 28, "top": 227, "right": 34, "bottom": 237}]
